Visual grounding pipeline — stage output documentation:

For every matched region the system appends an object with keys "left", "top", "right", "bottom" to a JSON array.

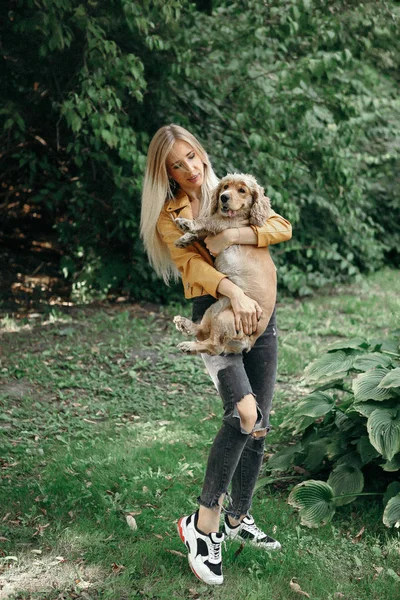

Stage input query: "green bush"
[
  {"left": 266, "top": 336, "right": 400, "bottom": 527},
  {"left": 1, "top": 1, "right": 399, "bottom": 300}
]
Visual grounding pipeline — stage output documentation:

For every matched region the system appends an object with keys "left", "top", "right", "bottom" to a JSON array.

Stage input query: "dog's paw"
[
  {"left": 173, "top": 315, "right": 194, "bottom": 335},
  {"left": 175, "top": 233, "right": 197, "bottom": 248},
  {"left": 177, "top": 341, "right": 199, "bottom": 355},
  {"left": 174, "top": 217, "right": 193, "bottom": 232}
]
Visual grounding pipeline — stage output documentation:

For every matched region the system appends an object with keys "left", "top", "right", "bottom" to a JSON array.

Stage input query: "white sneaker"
[
  {"left": 177, "top": 511, "right": 224, "bottom": 585},
  {"left": 224, "top": 514, "right": 281, "bottom": 551}
]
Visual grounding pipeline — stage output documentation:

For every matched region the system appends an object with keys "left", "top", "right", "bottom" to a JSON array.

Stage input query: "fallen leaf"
[
  {"left": 290, "top": 578, "right": 310, "bottom": 598},
  {"left": 188, "top": 589, "right": 200, "bottom": 599},
  {"left": 352, "top": 526, "right": 365, "bottom": 543},
  {"left": 111, "top": 562, "right": 125, "bottom": 574},
  {"left": 233, "top": 543, "right": 245, "bottom": 559},
  {"left": 76, "top": 579, "right": 92, "bottom": 590},
  {"left": 33, "top": 523, "right": 50, "bottom": 536},
  {"left": 154, "top": 534, "right": 163, "bottom": 540},
  {"left": 0, "top": 537, "right": 9, "bottom": 542},
  {"left": 165, "top": 549, "right": 185, "bottom": 558},
  {"left": 200, "top": 412, "right": 216, "bottom": 421},
  {"left": 3, "top": 556, "right": 18, "bottom": 562},
  {"left": 126, "top": 515, "right": 138, "bottom": 531},
  {"left": 293, "top": 465, "right": 309, "bottom": 475},
  {"left": 31, "top": 549, "right": 42, "bottom": 555}
]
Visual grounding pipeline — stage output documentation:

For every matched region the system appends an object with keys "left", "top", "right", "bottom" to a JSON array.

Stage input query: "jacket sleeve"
[
  {"left": 250, "top": 210, "right": 292, "bottom": 247},
  {"left": 157, "top": 210, "right": 227, "bottom": 298}
]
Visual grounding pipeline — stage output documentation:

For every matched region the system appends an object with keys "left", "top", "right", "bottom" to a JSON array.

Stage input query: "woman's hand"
[
  {"left": 204, "top": 230, "right": 237, "bottom": 257},
  {"left": 229, "top": 289, "right": 262, "bottom": 335}
]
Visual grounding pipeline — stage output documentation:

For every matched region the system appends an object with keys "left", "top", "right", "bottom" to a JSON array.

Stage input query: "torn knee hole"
[{"left": 236, "top": 395, "right": 258, "bottom": 434}]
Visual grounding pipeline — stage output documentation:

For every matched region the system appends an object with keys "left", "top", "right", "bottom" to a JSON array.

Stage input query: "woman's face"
[{"left": 167, "top": 140, "right": 204, "bottom": 193}]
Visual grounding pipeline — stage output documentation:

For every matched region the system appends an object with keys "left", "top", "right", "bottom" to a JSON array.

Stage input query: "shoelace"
[
  {"left": 243, "top": 521, "right": 266, "bottom": 540},
  {"left": 208, "top": 539, "right": 222, "bottom": 562}
]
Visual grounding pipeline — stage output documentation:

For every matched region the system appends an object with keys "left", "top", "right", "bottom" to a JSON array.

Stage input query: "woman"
[{"left": 141, "top": 124, "right": 292, "bottom": 586}]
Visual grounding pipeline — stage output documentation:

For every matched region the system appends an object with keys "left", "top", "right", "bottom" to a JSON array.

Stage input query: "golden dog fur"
[{"left": 173, "top": 173, "right": 277, "bottom": 355}]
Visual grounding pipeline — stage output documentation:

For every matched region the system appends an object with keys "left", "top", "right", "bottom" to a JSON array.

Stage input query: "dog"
[{"left": 173, "top": 173, "right": 277, "bottom": 355}]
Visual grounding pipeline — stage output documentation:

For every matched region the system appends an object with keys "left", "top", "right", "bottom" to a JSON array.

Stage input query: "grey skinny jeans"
[{"left": 192, "top": 295, "right": 278, "bottom": 519}]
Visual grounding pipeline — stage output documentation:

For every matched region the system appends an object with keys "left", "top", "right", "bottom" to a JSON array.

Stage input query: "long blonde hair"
[{"left": 141, "top": 124, "right": 218, "bottom": 284}]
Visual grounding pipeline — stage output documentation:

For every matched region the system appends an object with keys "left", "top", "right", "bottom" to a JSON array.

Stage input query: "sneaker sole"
[{"left": 177, "top": 517, "right": 223, "bottom": 586}]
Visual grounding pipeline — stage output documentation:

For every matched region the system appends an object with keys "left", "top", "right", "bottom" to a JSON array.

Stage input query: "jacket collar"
[{"left": 165, "top": 189, "right": 190, "bottom": 213}]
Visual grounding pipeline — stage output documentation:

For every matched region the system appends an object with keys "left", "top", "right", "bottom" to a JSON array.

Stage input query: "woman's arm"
[
  {"left": 204, "top": 210, "right": 292, "bottom": 256},
  {"left": 157, "top": 210, "right": 227, "bottom": 298}
]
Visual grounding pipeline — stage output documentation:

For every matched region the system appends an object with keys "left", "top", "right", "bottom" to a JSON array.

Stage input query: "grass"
[{"left": 0, "top": 268, "right": 399, "bottom": 599}]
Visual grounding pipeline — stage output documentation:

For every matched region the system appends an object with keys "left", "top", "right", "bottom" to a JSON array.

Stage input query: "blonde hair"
[{"left": 141, "top": 124, "right": 219, "bottom": 284}]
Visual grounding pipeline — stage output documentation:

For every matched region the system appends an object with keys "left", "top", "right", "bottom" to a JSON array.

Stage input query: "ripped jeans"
[{"left": 192, "top": 295, "right": 278, "bottom": 520}]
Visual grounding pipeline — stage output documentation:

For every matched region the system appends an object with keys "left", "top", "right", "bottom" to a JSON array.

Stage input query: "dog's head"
[{"left": 211, "top": 173, "right": 271, "bottom": 226}]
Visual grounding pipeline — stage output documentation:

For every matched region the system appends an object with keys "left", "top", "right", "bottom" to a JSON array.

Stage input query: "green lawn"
[{"left": 0, "top": 268, "right": 399, "bottom": 599}]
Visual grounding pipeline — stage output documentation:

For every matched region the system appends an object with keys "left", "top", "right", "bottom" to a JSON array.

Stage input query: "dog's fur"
[{"left": 173, "top": 173, "right": 277, "bottom": 355}]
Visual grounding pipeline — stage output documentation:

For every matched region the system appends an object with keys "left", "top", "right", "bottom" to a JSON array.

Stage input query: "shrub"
[
  {"left": 1, "top": 1, "right": 399, "bottom": 300},
  {"left": 266, "top": 336, "right": 400, "bottom": 527}
]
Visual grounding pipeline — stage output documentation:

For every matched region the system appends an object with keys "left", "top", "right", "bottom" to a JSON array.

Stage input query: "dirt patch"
[
  {"left": 0, "top": 553, "right": 104, "bottom": 599},
  {"left": 0, "top": 381, "right": 38, "bottom": 401}
]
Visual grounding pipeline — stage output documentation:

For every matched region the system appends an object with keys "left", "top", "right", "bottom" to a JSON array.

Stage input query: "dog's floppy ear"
[
  {"left": 249, "top": 184, "right": 271, "bottom": 226},
  {"left": 211, "top": 180, "right": 223, "bottom": 214}
]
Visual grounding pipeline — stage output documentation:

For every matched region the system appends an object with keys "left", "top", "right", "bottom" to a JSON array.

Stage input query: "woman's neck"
[{"left": 182, "top": 187, "right": 201, "bottom": 202}]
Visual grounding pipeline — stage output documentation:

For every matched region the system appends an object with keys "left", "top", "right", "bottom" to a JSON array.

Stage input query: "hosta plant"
[{"left": 267, "top": 337, "right": 400, "bottom": 527}]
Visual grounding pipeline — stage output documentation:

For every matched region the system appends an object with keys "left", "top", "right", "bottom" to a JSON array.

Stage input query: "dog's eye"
[
  {"left": 223, "top": 184, "right": 229, "bottom": 190},
  {"left": 239, "top": 188, "right": 246, "bottom": 193}
]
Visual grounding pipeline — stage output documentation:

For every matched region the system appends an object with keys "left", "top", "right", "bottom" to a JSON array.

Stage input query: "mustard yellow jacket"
[{"left": 157, "top": 189, "right": 292, "bottom": 299}]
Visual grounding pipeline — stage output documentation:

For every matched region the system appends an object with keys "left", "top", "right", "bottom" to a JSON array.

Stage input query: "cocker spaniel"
[{"left": 173, "top": 173, "right": 277, "bottom": 355}]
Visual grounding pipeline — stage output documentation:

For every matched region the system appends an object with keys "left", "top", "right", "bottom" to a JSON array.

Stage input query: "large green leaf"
[
  {"left": 367, "top": 408, "right": 400, "bottom": 461},
  {"left": 305, "top": 351, "right": 354, "bottom": 382},
  {"left": 303, "top": 438, "right": 331, "bottom": 472},
  {"left": 356, "top": 436, "right": 380, "bottom": 466},
  {"left": 383, "top": 482, "right": 400, "bottom": 507},
  {"left": 336, "top": 452, "right": 363, "bottom": 470},
  {"left": 378, "top": 367, "right": 400, "bottom": 390},
  {"left": 352, "top": 368, "right": 394, "bottom": 402},
  {"left": 327, "top": 465, "right": 364, "bottom": 506},
  {"left": 353, "top": 353, "right": 392, "bottom": 372},
  {"left": 326, "top": 437, "right": 348, "bottom": 461},
  {"left": 288, "top": 480, "right": 336, "bottom": 528},
  {"left": 382, "top": 452, "right": 400, "bottom": 472},
  {"left": 294, "top": 391, "right": 335, "bottom": 418},
  {"left": 292, "top": 415, "right": 316, "bottom": 434},
  {"left": 370, "top": 339, "right": 400, "bottom": 355},
  {"left": 351, "top": 401, "right": 382, "bottom": 417},
  {"left": 327, "top": 338, "right": 368, "bottom": 351},
  {"left": 267, "top": 443, "right": 302, "bottom": 472},
  {"left": 383, "top": 493, "right": 400, "bottom": 528},
  {"left": 334, "top": 411, "right": 355, "bottom": 433}
]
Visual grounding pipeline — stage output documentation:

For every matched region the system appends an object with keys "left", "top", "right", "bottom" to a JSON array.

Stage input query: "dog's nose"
[{"left": 220, "top": 193, "right": 229, "bottom": 204}]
